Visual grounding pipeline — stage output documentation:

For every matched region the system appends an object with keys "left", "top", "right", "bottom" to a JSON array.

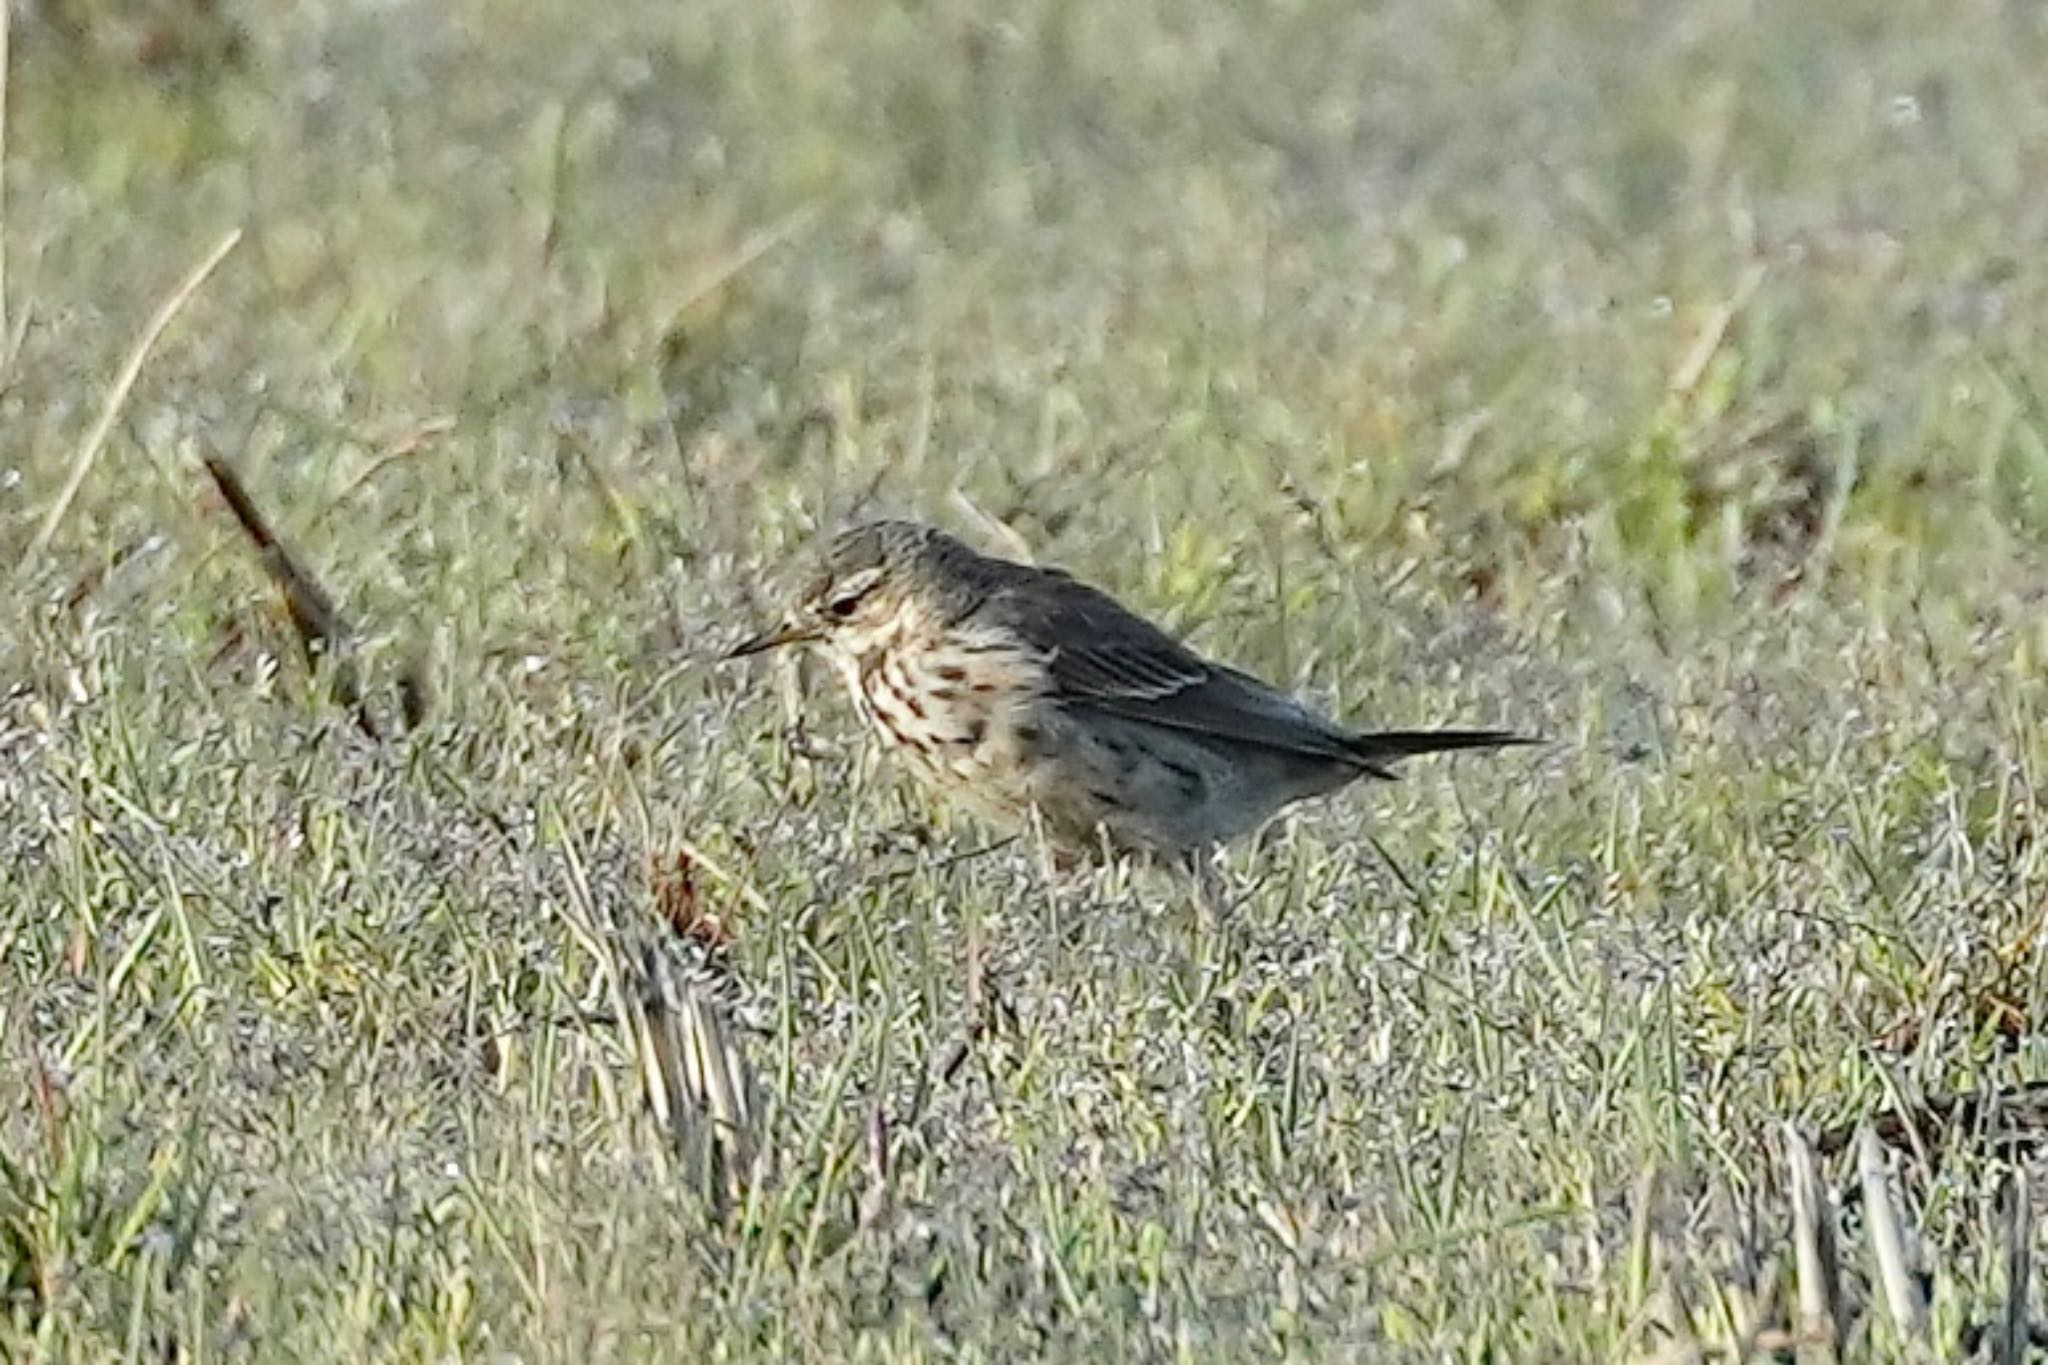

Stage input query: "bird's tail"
[{"left": 1343, "top": 728, "right": 1535, "bottom": 778}]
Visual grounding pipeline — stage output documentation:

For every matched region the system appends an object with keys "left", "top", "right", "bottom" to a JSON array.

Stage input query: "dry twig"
[
  {"left": 1856, "top": 1127, "right": 1926, "bottom": 1343},
  {"left": 1996, "top": 1170, "right": 2032, "bottom": 1365},
  {"left": 636, "top": 944, "right": 760, "bottom": 1218},
  {"left": 201, "top": 456, "right": 384, "bottom": 740},
  {"left": 1784, "top": 1123, "right": 1842, "bottom": 1361}
]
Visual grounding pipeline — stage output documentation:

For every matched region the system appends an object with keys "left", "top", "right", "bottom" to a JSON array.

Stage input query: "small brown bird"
[{"left": 727, "top": 520, "right": 1530, "bottom": 870}]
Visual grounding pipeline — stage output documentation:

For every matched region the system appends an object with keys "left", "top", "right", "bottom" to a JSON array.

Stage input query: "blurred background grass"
[{"left": 3, "top": 0, "right": 2048, "bottom": 1357}]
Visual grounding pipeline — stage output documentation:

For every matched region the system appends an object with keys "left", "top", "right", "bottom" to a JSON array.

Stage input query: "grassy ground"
[{"left": 4, "top": 0, "right": 2048, "bottom": 1357}]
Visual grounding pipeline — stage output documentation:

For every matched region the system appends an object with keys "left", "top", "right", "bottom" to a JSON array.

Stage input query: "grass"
[{"left": 3, "top": 0, "right": 2048, "bottom": 1357}]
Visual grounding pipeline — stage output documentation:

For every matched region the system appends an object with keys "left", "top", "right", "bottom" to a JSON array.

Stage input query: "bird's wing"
[{"left": 994, "top": 574, "right": 1363, "bottom": 764}]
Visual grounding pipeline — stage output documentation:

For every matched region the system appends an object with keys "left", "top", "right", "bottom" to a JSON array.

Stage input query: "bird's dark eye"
[{"left": 819, "top": 567, "right": 883, "bottom": 622}]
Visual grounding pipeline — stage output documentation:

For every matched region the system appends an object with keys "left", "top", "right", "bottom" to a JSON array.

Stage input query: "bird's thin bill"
[{"left": 722, "top": 622, "right": 820, "bottom": 658}]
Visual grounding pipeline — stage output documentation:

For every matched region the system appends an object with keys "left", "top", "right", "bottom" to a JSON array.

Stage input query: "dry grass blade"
[
  {"left": 1624, "top": 1164, "right": 1658, "bottom": 1320},
  {"left": 661, "top": 205, "right": 815, "bottom": 330},
  {"left": 1667, "top": 259, "right": 1767, "bottom": 401},
  {"left": 666, "top": 838, "right": 773, "bottom": 920},
  {"left": 949, "top": 490, "right": 1035, "bottom": 564},
  {"left": 20, "top": 228, "right": 242, "bottom": 570},
  {"left": 857, "top": 1107, "right": 891, "bottom": 1232},
  {"left": 1826, "top": 1080, "right": 2048, "bottom": 1164},
  {"left": 1784, "top": 1123, "right": 1842, "bottom": 1361},
  {"left": 1856, "top": 1127, "right": 1926, "bottom": 1343},
  {"left": 1996, "top": 1169, "right": 2031, "bottom": 1365},
  {"left": 201, "top": 455, "right": 384, "bottom": 741},
  {"left": 637, "top": 945, "right": 759, "bottom": 1217},
  {"left": 306, "top": 416, "right": 455, "bottom": 531}
]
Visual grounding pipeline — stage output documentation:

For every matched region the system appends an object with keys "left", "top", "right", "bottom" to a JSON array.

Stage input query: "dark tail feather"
[{"left": 1344, "top": 728, "right": 1536, "bottom": 778}]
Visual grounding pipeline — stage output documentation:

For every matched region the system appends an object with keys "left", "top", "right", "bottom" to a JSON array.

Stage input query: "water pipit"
[{"left": 726, "top": 521, "right": 1531, "bottom": 884}]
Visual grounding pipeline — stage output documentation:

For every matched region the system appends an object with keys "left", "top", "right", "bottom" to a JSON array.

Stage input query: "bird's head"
[{"left": 724, "top": 520, "right": 935, "bottom": 661}]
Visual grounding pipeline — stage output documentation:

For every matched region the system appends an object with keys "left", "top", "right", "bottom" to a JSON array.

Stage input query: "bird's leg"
[
  {"left": 1025, "top": 806, "right": 1086, "bottom": 951},
  {"left": 1190, "top": 851, "right": 1224, "bottom": 1005},
  {"left": 1187, "top": 846, "right": 1227, "bottom": 927},
  {"left": 1176, "top": 845, "right": 1255, "bottom": 1022}
]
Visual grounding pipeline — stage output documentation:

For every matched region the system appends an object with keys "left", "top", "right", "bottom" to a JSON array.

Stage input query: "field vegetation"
[{"left": 4, "top": 0, "right": 2048, "bottom": 1357}]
